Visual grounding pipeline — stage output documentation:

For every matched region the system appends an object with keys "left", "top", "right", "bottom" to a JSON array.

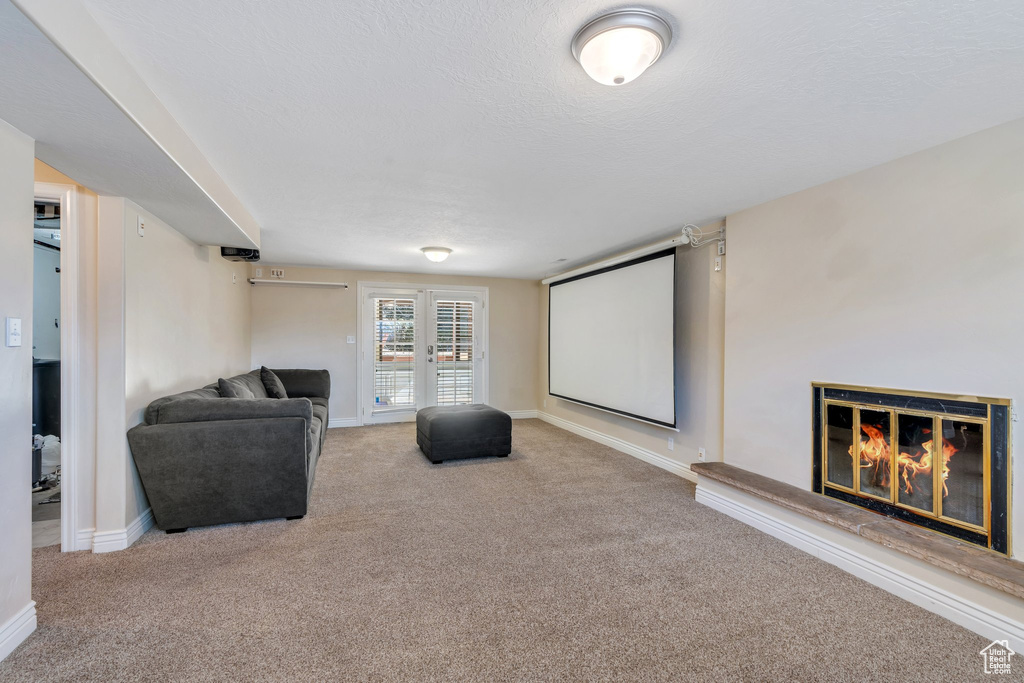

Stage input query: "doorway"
[
  {"left": 31, "top": 198, "right": 62, "bottom": 548},
  {"left": 359, "top": 283, "right": 487, "bottom": 424},
  {"left": 32, "top": 180, "right": 80, "bottom": 552}
]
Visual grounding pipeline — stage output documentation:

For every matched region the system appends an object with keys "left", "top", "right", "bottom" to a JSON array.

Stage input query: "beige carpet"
[{"left": 0, "top": 420, "right": 994, "bottom": 681}]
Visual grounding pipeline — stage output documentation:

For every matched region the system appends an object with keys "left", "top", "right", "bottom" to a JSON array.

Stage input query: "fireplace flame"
[{"left": 849, "top": 424, "right": 959, "bottom": 497}]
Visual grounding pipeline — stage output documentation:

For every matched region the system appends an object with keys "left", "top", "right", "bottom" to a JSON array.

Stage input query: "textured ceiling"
[
  {"left": 0, "top": 2, "right": 256, "bottom": 248},
  {"left": 78, "top": 0, "right": 1024, "bottom": 278}
]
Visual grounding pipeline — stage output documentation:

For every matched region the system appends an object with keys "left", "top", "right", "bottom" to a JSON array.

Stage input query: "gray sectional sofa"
[{"left": 126, "top": 368, "right": 330, "bottom": 533}]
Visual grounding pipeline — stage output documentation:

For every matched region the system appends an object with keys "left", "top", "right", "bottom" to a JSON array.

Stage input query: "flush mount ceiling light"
[
  {"left": 571, "top": 9, "right": 672, "bottom": 86},
  {"left": 421, "top": 246, "right": 452, "bottom": 263}
]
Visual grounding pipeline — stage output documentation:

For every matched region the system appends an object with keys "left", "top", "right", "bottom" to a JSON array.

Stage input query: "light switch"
[
  {"left": 346, "top": 335, "right": 356, "bottom": 344},
  {"left": 6, "top": 317, "right": 22, "bottom": 347}
]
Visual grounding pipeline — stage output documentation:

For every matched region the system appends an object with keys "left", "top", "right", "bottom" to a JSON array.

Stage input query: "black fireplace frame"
[{"left": 812, "top": 383, "right": 1011, "bottom": 554}]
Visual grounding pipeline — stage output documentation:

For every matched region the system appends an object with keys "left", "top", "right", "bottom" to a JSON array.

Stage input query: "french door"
[{"left": 360, "top": 285, "right": 486, "bottom": 424}]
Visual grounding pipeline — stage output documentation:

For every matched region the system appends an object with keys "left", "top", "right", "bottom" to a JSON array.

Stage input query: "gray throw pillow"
[
  {"left": 218, "top": 377, "right": 255, "bottom": 399},
  {"left": 261, "top": 366, "right": 289, "bottom": 399}
]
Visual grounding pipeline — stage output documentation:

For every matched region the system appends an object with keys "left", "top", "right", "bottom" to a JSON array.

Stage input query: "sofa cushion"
[
  {"left": 229, "top": 370, "right": 270, "bottom": 399},
  {"left": 144, "top": 384, "right": 219, "bottom": 425},
  {"left": 311, "top": 403, "right": 328, "bottom": 428},
  {"left": 261, "top": 366, "right": 289, "bottom": 399},
  {"left": 219, "top": 377, "right": 255, "bottom": 399},
  {"left": 271, "top": 369, "right": 330, "bottom": 399},
  {"left": 309, "top": 416, "right": 323, "bottom": 462}
]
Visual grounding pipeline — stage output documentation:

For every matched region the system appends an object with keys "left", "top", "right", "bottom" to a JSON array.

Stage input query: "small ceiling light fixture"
[
  {"left": 571, "top": 9, "right": 672, "bottom": 86},
  {"left": 421, "top": 246, "right": 452, "bottom": 263}
]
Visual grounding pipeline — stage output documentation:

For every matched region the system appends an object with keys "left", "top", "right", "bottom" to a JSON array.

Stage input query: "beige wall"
[
  {"left": 722, "top": 118, "right": 1024, "bottom": 556},
  {"left": 0, "top": 119, "right": 35, "bottom": 655},
  {"left": 122, "top": 200, "right": 252, "bottom": 521},
  {"left": 250, "top": 266, "right": 540, "bottom": 420},
  {"left": 538, "top": 224, "right": 726, "bottom": 470},
  {"left": 33, "top": 160, "right": 100, "bottom": 544}
]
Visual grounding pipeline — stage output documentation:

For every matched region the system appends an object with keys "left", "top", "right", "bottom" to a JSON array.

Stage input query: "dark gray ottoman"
[{"left": 416, "top": 404, "right": 512, "bottom": 464}]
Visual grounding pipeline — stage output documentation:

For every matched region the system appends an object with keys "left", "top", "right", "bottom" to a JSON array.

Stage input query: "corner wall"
[
  {"left": 122, "top": 200, "right": 252, "bottom": 525},
  {"left": 0, "top": 119, "right": 36, "bottom": 659},
  {"left": 249, "top": 266, "right": 540, "bottom": 421},
  {"left": 722, "top": 118, "right": 1024, "bottom": 556},
  {"left": 537, "top": 226, "right": 726, "bottom": 474}
]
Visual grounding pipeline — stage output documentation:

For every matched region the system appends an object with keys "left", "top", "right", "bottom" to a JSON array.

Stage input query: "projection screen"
[{"left": 548, "top": 248, "right": 676, "bottom": 428}]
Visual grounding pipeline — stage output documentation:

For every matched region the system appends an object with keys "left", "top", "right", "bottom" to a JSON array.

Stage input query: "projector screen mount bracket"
[{"left": 680, "top": 224, "right": 725, "bottom": 254}]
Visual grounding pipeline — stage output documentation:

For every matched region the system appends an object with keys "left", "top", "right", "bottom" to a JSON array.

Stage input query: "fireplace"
[{"left": 812, "top": 384, "right": 1011, "bottom": 554}]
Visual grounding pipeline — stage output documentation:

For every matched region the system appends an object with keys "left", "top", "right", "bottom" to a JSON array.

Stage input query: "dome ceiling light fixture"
[
  {"left": 571, "top": 9, "right": 673, "bottom": 86},
  {"left": 421, "top": 246, "right": 452, "bottom": 263}
]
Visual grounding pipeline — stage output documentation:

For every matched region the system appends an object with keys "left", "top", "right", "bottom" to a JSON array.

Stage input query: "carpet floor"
[{"left": 0, "top": 419, "right": 994, "bottom": 681}]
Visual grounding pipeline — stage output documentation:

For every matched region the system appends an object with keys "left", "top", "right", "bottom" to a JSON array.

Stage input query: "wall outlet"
[
  {"left": 667, "top": 437, "right": 674, "bottom": 451},
  {"left": 346, "top": 335, "right": 355, "bottom": 344},
  {"left": 232, "top": 273, "right": 237, "bottom": 284},
  {"left": 6, "top": 317, "right": 22, "bottom": 347},
  {"left": 136, "top": 215, "right": 145, "bottom": 237},
  {"left": 270, "top": 268, "right": 284, "bottom": 279},
  {"left": 254, "top": 267, "right": 263, "bottom": 278},
  {"left": 715, "top": 256, "right": 722, "bottom": 272},
  {"left": 543, "top": 398, "right": 547, "bottom": 408},
  {"left": 698, "top": 447, "right": 706, "bottom": 462}
]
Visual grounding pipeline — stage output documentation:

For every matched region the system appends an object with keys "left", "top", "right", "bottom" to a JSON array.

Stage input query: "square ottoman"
[{"left": 416, "top": 404, "right": 512, "bottom": 464}]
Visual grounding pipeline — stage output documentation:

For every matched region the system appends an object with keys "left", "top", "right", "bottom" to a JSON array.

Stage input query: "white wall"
[
  {"left": 31, "top": 244, "right": 60, "bottom": 360},
  {"left": 250, "top": 266, "right": 540, "bottom": 421},
  {"left": 723, "top": 118, "right": 1024, "bottom": 556},
  {"left": 122, "top": 200, "right": 252, "bottom": 523},
  {"left": 0, "top": 119, "right": 36, "bottom": 659},
  {"left": 538, "top": 224, "right": 726, "bottom": 473}
]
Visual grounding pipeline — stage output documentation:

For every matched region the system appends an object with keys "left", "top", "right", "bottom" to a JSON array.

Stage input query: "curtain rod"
[{"left": 248, "top": 279, "right": 348, "bottom": 288}]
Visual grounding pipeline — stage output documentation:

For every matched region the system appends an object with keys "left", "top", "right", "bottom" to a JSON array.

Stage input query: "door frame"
[
  {"left": 356, "top": 281, "right": 489, "bottom": 425},
  {"left": 426, "top": 289, "right": 486, "bottom": 409},
  {"left": 34, "top": 181, "right": 81, "bottom": 552}
]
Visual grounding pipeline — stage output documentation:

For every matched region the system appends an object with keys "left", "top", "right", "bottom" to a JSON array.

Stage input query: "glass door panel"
[
  {"left": 373, "top": 297, "right": 416, "bottom": 412},
  {"left": 434, "top": 299, "right": 475, "bottom": 406}
]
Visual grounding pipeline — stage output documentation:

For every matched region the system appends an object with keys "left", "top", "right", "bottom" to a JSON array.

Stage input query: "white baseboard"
[
  {"left": 91, "top": 528, "right": 127, "bottom": 554},
  {"left": 0, "top": 601, "right": 36, "bottom": 663},
  {"left": 507, "top": 410, "right": 539, "bottom": 419},
  {"left": 92, "top": 507, "right": 154, "bottom": 553},
  {"left": 127, "top": 507, "right": 154, "bottom": 546},
  {"left": 537, "top": 411, "right": 696, "bottom": 483},
  {"left": 695, "top": 481, "right": 1024, "bottom": 651},
  {"left": 74, "top": 527, "right": 95, "bottom": 552}
]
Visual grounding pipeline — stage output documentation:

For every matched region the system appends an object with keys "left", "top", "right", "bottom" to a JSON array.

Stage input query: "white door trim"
[
  {"left": 357, "top": 281, "right": 489, "bottom": 425},
  {"left": 34, "top": 181, "right": 81, "bottom": 553}
]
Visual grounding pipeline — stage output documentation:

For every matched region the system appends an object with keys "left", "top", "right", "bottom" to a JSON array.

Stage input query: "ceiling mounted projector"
[
  {"left": 220, "top": 247, "right": 261, "bottom": 262},
  {"left": 571, "top": 9, "right": 673, "bottom": 86}
]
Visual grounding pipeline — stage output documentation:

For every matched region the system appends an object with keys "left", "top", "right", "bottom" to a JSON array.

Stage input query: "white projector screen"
[{"left": 548, "top": 249, "right": 676, "bottom": 428}]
